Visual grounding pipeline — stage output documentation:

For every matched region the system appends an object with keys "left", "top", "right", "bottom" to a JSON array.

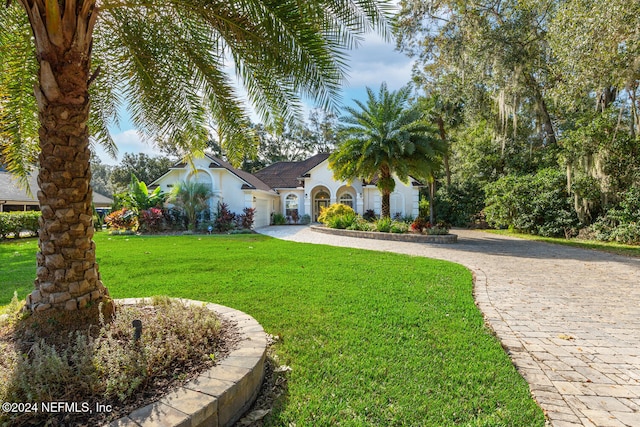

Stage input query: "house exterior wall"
[{"left": 153, "top": 157, "right": 282, "bottom": 228}]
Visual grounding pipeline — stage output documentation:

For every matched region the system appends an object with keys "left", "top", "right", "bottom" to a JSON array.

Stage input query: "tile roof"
[
  {"left": 0, "top": 171, "right": 113, "bottom": 207},
  {"left": 206, "top": 154, "right": 274, "bottom": 192},
  {"left": 253, "top": 153, "right": 331, "bottom": 189}
]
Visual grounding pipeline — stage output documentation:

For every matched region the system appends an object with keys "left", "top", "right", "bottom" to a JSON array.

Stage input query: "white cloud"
[
  {"left": 94, "top": 129, "right": 163, "bottom": 166},
  {"left": 342, "top": 34, "right": 414, "bottom": 92}
]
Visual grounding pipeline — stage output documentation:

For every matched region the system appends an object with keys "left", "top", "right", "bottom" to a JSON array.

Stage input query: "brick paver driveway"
[{"left": 258, "top": 226, "right": 640, "bottom": 427}]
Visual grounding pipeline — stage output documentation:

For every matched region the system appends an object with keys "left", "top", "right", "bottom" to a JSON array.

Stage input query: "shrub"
[
  {"left": 374, "top": 216, "right": 392, "bottom": 232},
  {"left": 410, "top": 217, "right": 430, "bottom": 233},
  {"left": 236, "top": 207, "right": 256, "bottom": 230},
  {"left": 0, "top": 299, "right": 222, "bottom": 426},
  {"left": 346, "top": 217, "right": 374, "bottom": 231},
  {"left": 363, "top": 209, "right": 377, "bottom": 222},
  {"left": 213, "top": 202, "right": 236, "bottom": 232},
  {"left": 104, "top": 208, "right": 138, "bottom": 231},
  {"left": 435, "top": 181, "right": 485, "bottom": 227},
  {"left": 318, "top": 203, "right": 356, "bottom": 224},
  {"left": 326, "top": 212, "right": 358, "bottom": 229},
  {"left": 161, "top": 207, "right": 183, "bottom": 230},
  {"left": 484, "top": 168, "right": 578, "bottom": 237},
  {"left": 390, "top": 221, "right": 409, "bottom": 233},
  {"left": 590, "top": 187, "right": 640, "bottom": 244},
  {"left": 139, "top": 208, "right": 164, "bottom": 233},
  {"left": 272, "top": 212, "right": 287, "bottom": 225},
  {"left": 0, "top": 211, "right": 41, "bottom": 238}
]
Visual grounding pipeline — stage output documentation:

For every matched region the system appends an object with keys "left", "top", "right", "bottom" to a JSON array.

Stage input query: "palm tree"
[
  {"left": 169, "top": 181, "right": 213, "bottom": 231},
  {"left": 330, "top": 83, "right": 445, "bottom": 218},
  {"left": 0, "top": 0, "right": 391, "bottom": 318}
]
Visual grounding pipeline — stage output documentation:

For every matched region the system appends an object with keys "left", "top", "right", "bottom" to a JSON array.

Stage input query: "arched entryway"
[{"left": 312, "top": 187, "right": 330, "bottom": 221}]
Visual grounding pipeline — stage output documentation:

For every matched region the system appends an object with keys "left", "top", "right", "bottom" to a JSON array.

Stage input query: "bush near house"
[
  {"left": 320, "top": 204, "right": 451, "bottom": 235},
  {"left": 317, "top": 204, "right": 356, "bottom": 225},
  {"left": 0, "top": 211, "right": 41, "bottom": 239},
  {"left": 104, "top": 208, "right": 139, "bottom": 232}
]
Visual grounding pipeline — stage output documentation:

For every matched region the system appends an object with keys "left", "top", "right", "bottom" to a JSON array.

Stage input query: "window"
[
  {"left": 285, "top": 194, "right": 299, "bottom": 221},
  {"left": 339, "top": 193, "right": 353, "bottom": 209}
]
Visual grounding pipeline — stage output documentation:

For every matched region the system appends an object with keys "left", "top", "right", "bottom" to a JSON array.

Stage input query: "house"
[
  {"left": 151, "top": 153, "right": 425, "bottom": 229},
  {"left": 0, "top": 170, "right": 113, "bottom": 212}
]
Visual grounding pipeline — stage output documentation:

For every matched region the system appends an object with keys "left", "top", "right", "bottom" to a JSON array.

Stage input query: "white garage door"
[{"left": 254, "top": 200, "right": 270, "bottom": 228}]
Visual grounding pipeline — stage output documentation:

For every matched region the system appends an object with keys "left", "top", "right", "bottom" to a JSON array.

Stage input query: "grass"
[
  {"left": 485, "top": 229, "right": 640, "bottom": 258},
  {"left": 0, "top": 233, "right": 545, "bottom": 426}
]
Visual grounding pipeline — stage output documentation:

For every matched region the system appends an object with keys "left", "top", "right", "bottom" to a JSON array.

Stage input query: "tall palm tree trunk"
[
  {"left": 23, "top": 0, "right": 109, "bottom": 313},
  {"left": 381, "top": 191, "right": 391, "bottom": 218}
]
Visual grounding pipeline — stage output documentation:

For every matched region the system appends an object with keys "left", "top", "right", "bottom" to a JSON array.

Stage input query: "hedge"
[{"left": 0, "top": 211, "right": 41, "bottom": 238}]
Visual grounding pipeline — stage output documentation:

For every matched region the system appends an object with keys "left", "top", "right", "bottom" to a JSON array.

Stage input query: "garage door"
[{"left": 254, "top": 200, "right": 270, "bottom": 228}]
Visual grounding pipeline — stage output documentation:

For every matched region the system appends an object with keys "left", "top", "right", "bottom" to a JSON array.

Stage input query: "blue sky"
[{"left": 96, "top": 27, "right": 415, "bottom": 165}]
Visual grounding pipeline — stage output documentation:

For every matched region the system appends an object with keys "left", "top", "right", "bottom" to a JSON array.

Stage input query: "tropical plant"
[
  {"left": 325, "top": 212, "right": 358, "bottom": 229},
  {"left": 169, "top": 181, "right": 213, "bottom": 231},
  {"left": 104, "top": 208, "right": 138, "bottom": 231},
  {"left": 329, "top": 83, "right": 445, "bottom": 217},
  {"left": 237, "top": 207, "right": 256, "bottom": 230},
  {"left": 1, "top": 0, "right": 390, "bottom": 319},
  {"left": 271, "top": 213, "right": 287, "bottom": 225},
  {"left": 122, "top": 174, "right": 167, "bottom": 212},
  {"left": 213, "top": 202, "right": 235, "bottom": 232},
  {"left": 139, "top": 208, "right": 164, "bottom": 233}
]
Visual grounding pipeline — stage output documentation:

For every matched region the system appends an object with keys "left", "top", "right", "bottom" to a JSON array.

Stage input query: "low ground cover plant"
[
  {"left": 1, "top": 235, "right": 544, "bottom": 426},
  {"left": 0, "top": 295, "right": 229, "bottom": 426}
]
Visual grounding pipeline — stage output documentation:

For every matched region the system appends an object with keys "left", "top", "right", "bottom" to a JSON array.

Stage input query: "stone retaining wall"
[
  {"left": 310, "top": 225, "right": 458, "bottom": 244},
  {"left": 109, "top": 298, "right": 267, "bottom": 427}
]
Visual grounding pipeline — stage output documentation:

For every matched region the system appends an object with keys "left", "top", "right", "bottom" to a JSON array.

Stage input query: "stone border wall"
[
  {"left": 310, "top": 225, "right": 458, "bottom": 244},
  {"left": 109, "top": 298, "right": 267, "bottom": 427}
]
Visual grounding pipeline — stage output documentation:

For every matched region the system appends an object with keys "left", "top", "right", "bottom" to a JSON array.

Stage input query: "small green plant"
[
  {"left": 390, "top": 221, "right": 409, "bottom": 233},
  {"left": 374, "top": 216, "right": 392, "bottom": 232},
  {"left": 272, "top": 212, "right": 287, "bottom": 225},
  {"left": 326, "top": 212, "right": 358, "bottom": 229}
]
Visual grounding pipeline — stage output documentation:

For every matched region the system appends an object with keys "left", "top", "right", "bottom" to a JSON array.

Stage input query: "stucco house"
[{"left": 151, "top": 153, "right": 425, "bottom": 229}]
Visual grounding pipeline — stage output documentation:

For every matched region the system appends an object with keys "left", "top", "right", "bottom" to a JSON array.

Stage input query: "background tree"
[
  {"left": 109, "top": 153, "right": 174, "bottom": 193},
  {"left": 330, "top": 83, "right": 444, "bottom": 217},
  {"left": 1, "top": 0, "right": 392, "bottom": 317}
]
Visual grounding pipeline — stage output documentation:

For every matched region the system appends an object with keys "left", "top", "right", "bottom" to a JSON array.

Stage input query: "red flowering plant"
[
  {"left": 410, "top": 217, "right": 431, "bottom": 233},
  {"left": 139, "top": 208, "right": 165, "bottom": 232}
]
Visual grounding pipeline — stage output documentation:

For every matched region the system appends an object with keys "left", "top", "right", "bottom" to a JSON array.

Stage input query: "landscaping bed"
[{"left": 310, "top": 224, "right": 457, "bottom": 243}]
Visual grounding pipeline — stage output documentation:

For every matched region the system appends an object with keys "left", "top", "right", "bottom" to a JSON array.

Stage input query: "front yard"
[{"left": 0, "top": 234, "right": 545, "bottom": 426}]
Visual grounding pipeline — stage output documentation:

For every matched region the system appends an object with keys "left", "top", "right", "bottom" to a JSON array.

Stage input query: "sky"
[{"left": 96, "top": 23, "right": 415, "bottom": 165}]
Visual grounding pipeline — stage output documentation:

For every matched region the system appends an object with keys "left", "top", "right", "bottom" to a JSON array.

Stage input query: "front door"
[
  {"left": 314, "top": 190, "right": 330, "bottom": 221},
  {"left": 315, "top": 200, "right": 330, "bottom": 222}
]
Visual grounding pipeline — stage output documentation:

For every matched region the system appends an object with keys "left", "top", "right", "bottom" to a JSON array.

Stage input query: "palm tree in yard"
[
  {"left": 169, "top": 181, "right": 212, "bottom": 232},
  {"left": 0, "top": 0, "right": 391, "bottom": 319},
  {"left": 329, "top": 83, "right": 445, "bottom": 218}
]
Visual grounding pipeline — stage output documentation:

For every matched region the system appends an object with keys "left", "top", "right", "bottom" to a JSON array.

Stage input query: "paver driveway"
[{"left": 258, "top": 226, "right": 640, "bottom": 427}]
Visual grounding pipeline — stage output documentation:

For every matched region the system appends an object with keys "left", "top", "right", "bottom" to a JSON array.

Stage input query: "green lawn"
[
  {"left": 0, "top": 233, "right": 545, "bottom": 426},
  {"left": 486, "top": 229, "right": 640, "bottom": 258}
]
